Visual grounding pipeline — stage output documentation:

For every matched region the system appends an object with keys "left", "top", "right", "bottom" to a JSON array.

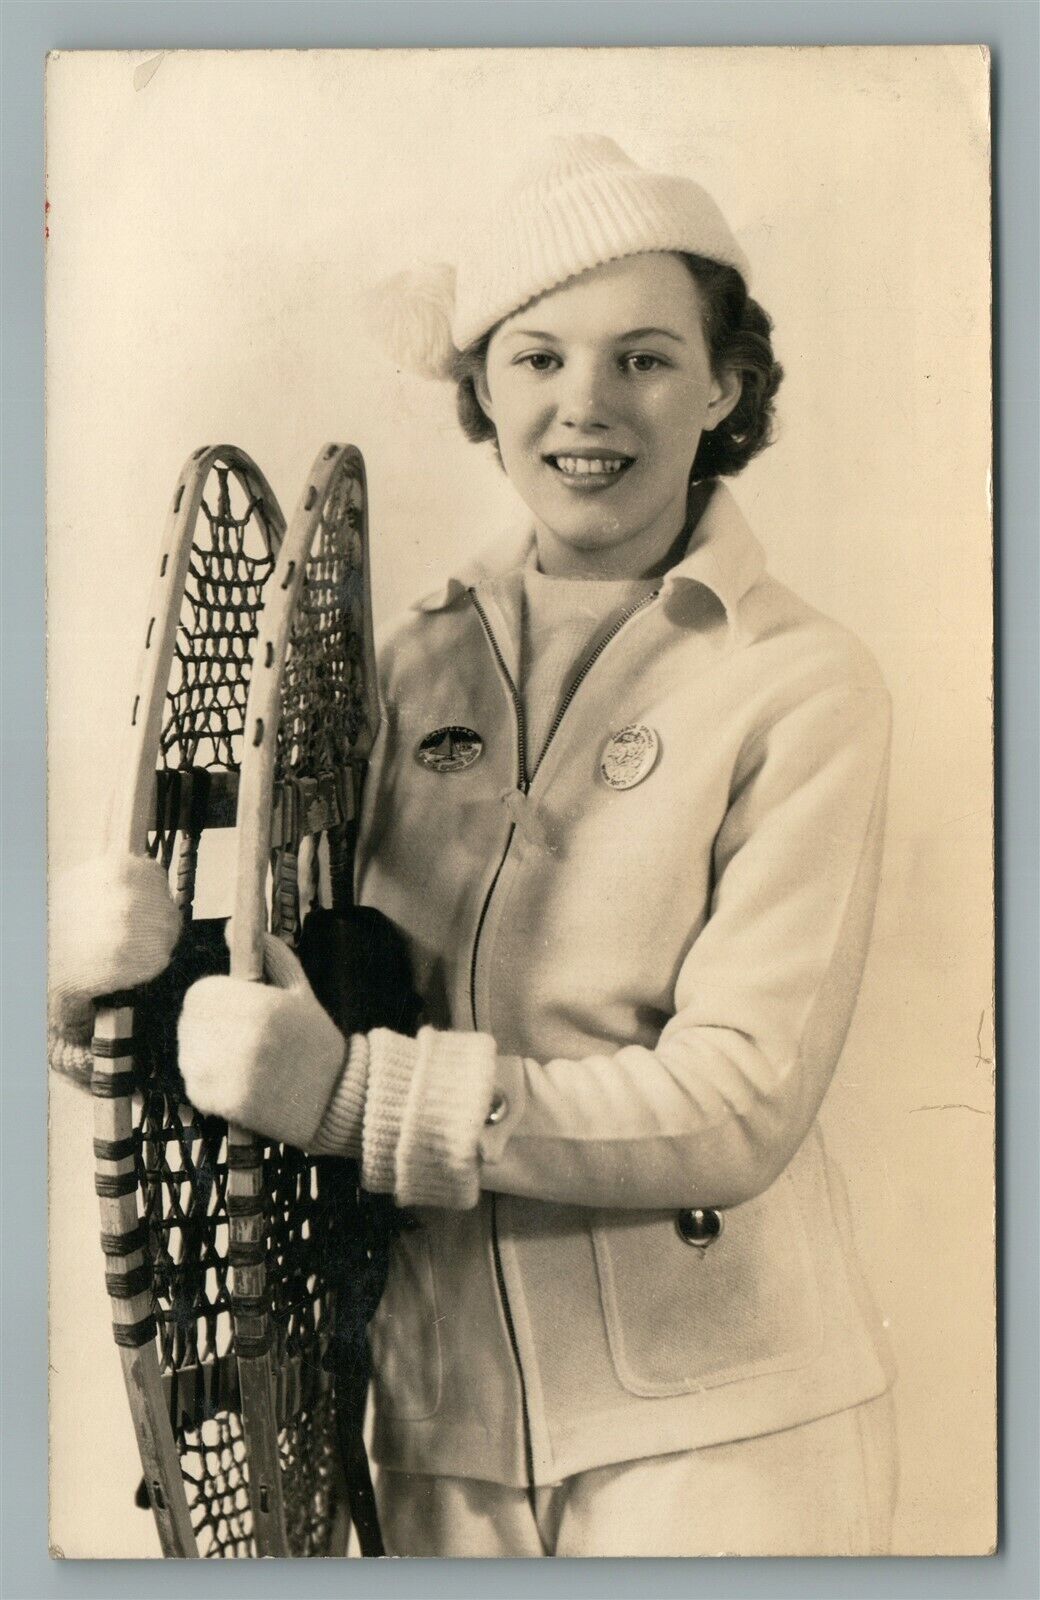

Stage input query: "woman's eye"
[
  {"left": 624, "top": 353, "right": 666, "bottom": 373},
  {"left": 517, "top": 352, "right": 559, "bottom": 372}
]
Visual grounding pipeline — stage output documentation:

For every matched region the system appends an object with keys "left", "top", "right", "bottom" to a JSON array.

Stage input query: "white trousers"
[{"left": 374, "top": 1391, "right": 898, "bottom": 1557}]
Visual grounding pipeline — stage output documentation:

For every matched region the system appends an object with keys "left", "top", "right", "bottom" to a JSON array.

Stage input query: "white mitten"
[
  {"left": 49, "top": 853, "right": 181, "bottom": 1053},
  {"left": 178, "top": 933, "right": 350, "bottom": 1150}
]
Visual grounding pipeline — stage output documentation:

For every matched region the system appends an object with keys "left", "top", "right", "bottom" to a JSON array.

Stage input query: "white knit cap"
[{"left": 364, "top": 135, "right": 750, "bottom": 381}]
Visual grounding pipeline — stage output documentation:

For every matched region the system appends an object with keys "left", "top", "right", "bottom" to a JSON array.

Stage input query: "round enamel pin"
[
  {"left": 599, "top": 724, "right": 660, "bottom": 790},
  {"left": 415, "top": 725, "right": 484, "bottom": 773}
]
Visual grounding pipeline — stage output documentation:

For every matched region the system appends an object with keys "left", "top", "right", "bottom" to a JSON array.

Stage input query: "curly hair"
[{"left": 452, "top": 253, "right": 783, "bottom": 482}]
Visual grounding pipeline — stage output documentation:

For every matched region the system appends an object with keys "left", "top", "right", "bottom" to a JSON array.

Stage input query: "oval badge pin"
[
  {"left": 416, "top": 725, "right": 484, "bottom": 773},
  {"left": 600, "top": 724, "right": 660, "bottom": 790}
]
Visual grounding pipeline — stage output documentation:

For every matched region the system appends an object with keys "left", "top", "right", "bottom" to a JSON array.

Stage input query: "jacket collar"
[{"left": 412, "top": 480, "right": 766, "bottom": 626}]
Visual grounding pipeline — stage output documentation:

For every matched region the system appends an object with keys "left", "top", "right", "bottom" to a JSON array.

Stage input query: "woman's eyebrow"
[
  {"left": 500, "top": 325, "right": 686, "bottom": 343},
  {"left": 616, "top": 326, "right": 685, "bottom": 344},
  {"left": 499, "top": 327, "right": 560, "bottom": 342}
]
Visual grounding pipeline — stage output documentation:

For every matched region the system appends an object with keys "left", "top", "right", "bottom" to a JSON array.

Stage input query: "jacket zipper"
[
  {"left": 529, "top": 588, "right": 660, "bottom": 784},
  {"left": 468, "top": 584, "right": 663, "bottom": 1016},
  {"left": 467, "top": 589, "right": 530, "bottom": 792},
  {"left": 468, "top": 583, "right": 661, "bottom": 796},
  {"left": 490, "top": 1193, "right": 537, "bottom": 1504},
  {"left": 465, "top": 582, "right": 660, "bottom": 1500},
  {"left": 466, "top": 588, "right": 537, "bottom": 1499}
]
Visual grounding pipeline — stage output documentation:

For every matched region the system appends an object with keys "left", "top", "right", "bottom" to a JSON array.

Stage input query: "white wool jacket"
[{"left": 351, "top": 481, "right": 895, "bottom": 1488}]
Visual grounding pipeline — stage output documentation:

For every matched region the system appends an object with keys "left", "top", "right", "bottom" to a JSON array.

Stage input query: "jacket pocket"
[
  {"left": 591, "top": 1173, "right": 825, "bottom": 1398},
  {"left": 368, "top": 1223, "right": 443, "bottom": 1421}
]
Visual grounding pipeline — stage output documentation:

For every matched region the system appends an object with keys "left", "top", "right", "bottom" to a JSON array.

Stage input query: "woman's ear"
[
  {"left": 705, "top": 366, "right": 742, "bottom": 431},
  {"left": 473, "top": 365, "right": 494, "bottom": 421}
]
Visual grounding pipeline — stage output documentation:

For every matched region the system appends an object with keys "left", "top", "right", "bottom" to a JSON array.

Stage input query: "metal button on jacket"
[
  {"left": 485, "top": 1092, "right": 509, "bottom": 1126},
  {"left": 675, "top": 1207, "right": 724, "bottom": 1249}
]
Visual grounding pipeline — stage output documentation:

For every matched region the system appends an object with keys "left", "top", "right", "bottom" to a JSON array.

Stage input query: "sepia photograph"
[{"left": 45, "top": 45, "right": 994, "bottom": 1560}]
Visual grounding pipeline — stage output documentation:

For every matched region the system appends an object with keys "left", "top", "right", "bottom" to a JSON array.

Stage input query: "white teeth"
[{"left": 552, "top": 455, "right": 628, "bottom": 477}]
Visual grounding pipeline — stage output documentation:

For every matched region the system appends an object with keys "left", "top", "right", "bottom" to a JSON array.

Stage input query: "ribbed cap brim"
[{"left": 452, "top": 168, "right": 750, "bottom": 350}]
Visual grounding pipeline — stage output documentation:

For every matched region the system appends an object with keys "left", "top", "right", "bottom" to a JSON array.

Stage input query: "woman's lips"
[{"left": 544, "top": 453, "right": 634, "bottom": 486}]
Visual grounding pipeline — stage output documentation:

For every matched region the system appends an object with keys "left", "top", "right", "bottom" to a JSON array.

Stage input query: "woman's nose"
[{"left": 558, "top": 360, "right": 614, "bottom": 430}]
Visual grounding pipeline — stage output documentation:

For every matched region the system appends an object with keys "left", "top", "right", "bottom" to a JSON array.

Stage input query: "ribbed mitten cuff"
[
  {"left": 47, "top": 986, "right": 94, "bottom": 1049},
  {"left": 309, "top": 1034, "right": 370, "bottom": 1158},
  {"left": 362, "top": 1026, "right": 497, "bottom": 1210},
  {"left": 47, "top": 1024, "right": 94, "bottom": 1090}
]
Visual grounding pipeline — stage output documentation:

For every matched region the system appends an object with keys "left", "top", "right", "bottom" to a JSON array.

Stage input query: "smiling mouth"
[{"left": 545, "top": 453, "right": 634, "bottom": 480}]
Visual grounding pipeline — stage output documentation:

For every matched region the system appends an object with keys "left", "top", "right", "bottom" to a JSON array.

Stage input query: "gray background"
[{"left": 3, "top": 2, "right": 1036, "bottom": 1597}]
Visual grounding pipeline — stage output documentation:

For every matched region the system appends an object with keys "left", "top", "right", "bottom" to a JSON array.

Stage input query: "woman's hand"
[
  {"left": 49, "top": 853, "right": 181, "bottom": 1050},
  {"left": 177, "top": 934, "right": 349, "bottom": 1150}
]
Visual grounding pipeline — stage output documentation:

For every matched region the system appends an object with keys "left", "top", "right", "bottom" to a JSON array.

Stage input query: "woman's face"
[{"left": 478, "top": 253, "right": 741, "bottom": 578}]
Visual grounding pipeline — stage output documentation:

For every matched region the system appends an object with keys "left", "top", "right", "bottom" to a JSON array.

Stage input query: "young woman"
[{"left": 50, "top": 135, "right": 898, "bottom": 1557}]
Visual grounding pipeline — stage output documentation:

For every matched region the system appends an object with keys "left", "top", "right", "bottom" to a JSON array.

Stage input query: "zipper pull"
[{"left": 498, "top": 788, "right": 555, "bottom": 854}]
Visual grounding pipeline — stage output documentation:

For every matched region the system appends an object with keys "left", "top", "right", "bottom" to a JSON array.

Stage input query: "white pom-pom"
[{"left": 360, "top": 262, "right": 458, "bottom": 381}]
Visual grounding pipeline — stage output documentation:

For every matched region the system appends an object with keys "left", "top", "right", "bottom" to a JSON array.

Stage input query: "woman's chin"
[{"left": 533, "top": 521, "right": 654, "bottom": 577}]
